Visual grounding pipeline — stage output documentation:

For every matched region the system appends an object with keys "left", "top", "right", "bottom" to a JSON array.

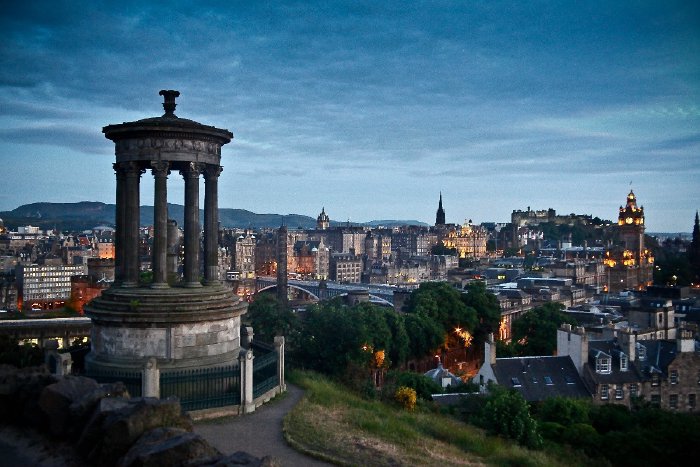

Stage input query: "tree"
[
  {"left": 430, "top": 241, "right": 457, "bottom": 256},
  {"left": 404, "top": 282, "right": 477, "bottom": 333},
  {"left": 403, "top": 312, "right": 445, "bottom": 361},
  {"left": 245, "top": 294, "right": 299, "bottom": 344},
  {"left": 477, "top": 386, "right": 542, "bottom": 449},
  {"left": 295, "top": 300, "right": 410, "bottom": 375},
  {"left": 535, "top": 396, "right": 590, "bottom": 426},
  {"left": 511, "top": 302, "right": 576, "bottom": 356},
  {"left": 461, "top": 281, "right": 501, "bottom": 345}
]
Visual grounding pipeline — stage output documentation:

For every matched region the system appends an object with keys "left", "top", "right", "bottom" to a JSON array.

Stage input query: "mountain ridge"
[{"left": 0, "top": 202, "right": 428, "bottom": 231}]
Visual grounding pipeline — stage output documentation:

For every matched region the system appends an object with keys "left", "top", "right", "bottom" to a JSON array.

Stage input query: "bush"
[
  {"left": 385, "top": 370, "right": 441, "bottom": 401},
  {"left": 476, "top": 387, "right": 542, "bottom": 449},
  {"left": 394, "top": 386, "right": 417, "bottom": 411}
]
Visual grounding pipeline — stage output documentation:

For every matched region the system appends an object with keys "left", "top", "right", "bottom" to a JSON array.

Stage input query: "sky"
[{"left": 0, "top": 1, "right": 698, "bottom": 233}]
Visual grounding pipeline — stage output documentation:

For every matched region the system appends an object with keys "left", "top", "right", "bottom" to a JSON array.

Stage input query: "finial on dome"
[{"left": 159, "top": 90, "right": 180, "bottom": 117}]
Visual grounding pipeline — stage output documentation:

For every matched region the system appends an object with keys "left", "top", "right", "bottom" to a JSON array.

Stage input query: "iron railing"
[
  {"left": 159, "top": 364, "right": 240, "bottom": 411},
  {"left": 252, "top": 341, "right": 279, "bottom": 398}
]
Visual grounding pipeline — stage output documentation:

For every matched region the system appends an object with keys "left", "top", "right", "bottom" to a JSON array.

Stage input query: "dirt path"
[{"left": 194, "top": 384, "right": 330, "bottom": 466}]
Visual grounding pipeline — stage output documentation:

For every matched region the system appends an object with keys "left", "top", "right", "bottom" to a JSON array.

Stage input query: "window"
[
  {"left": 600, "top": 384, "right": 609, "bottom": 400},
  {"left": 651, "top": 394, "right": 660, "bottom": 407},
  {"left": 544, "top": 376, "right": 553, "bottom": 386},
  {"left": 630, "top": 384, "right": 639, "bottom": 398},
  {"left": 511, "top": 377, "right": 521, "bottom": 387},
  {"left": 637, "top": 344, "right": 647, "bottom": 361},
  {"left": 670, "top": 394, "right": 678, "bottom": 409},
  {"left": 596, "top": 356, "right": 611, "bottom": 374},
  {"left": 652, "top": 374, "right": 660, "bottom": 386},
  {"left": 671, "top": 370, "right": 678, "bottom": 385},
  {"left": 690, "top": 394, "right": 696, "bottom": 409},
  {"left": 615, "top": 386, "right": 624, "bottom": 400},
  {"left": 620, "top": 354, "right": 628, "bottom": 372}
]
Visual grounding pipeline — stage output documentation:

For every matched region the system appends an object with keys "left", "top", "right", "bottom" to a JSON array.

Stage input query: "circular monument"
[{"left": 85, "top": 90, "right": 247, "bottom": 371}]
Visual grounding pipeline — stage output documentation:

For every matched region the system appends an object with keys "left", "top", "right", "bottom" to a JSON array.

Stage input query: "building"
[
  {"left": 233, "top": 231, "right": 256, "bottom": 279},
  {"left": 330, "top": 253, "right": 362, "bottom": 283},
  {"left": 558, "top": 324, "right": 700, "bottom": 412},
  {"left": 473, "top": 334, "right": 590, "bottom": 401},
  {"left": 603, "top": 190, "right": 654, "bottom": 292},
  {"left": 17, "top": 263, "right": 84, "bottom": 310},
  {"left": 442, "top": 220, "right": 488, "bottom": 259}
]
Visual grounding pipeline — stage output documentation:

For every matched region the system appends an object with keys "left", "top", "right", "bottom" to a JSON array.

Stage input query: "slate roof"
[
  {"left": 586, "top": 341, "right": 644, "bottom": 384},
  {"left": 492, "top": 356, "right": 591, "bottom": 401},
  {"left": 635, "top": 340, "right": 679, "bottom": 378}
]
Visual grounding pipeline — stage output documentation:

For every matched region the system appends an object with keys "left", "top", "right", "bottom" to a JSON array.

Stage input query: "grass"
[{"left": 284, "top": 370, "right": 581, "bottom": 467}]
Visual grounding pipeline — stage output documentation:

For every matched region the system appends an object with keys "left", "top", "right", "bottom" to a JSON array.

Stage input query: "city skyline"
[{"left": 1, "top": 1, "right": 698, "bottom": 232}]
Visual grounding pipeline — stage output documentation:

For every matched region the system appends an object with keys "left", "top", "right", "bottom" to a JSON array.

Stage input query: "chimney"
[
  {"left": 677, "top": 329, "right": 695, "bottom": 353},
  {"left": 485, "top": 333, "right": 497, "bottom": 365}
]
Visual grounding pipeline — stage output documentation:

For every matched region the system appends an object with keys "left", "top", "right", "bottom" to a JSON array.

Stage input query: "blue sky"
[{"left": 1, "top": 1, "right": 698, "bottom": 232}]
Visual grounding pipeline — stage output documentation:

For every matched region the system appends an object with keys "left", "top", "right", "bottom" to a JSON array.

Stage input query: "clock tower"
[
  {"left": 617, "top": 190, "right": 645, "bottom": 258},
  {"left": 604, "top": 190, "right": 654, "bottom": 292}
]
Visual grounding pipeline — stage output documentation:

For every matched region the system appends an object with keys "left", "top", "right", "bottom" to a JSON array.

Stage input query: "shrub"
[
  {"left": 386, "top": 370, "right": 441, "bottom": 401},
  {"left": 477, "top": 387, "right": 542, "bottom": 449},
  {"left": 395, "top": 386, "right": 417, "bottom": 411}
]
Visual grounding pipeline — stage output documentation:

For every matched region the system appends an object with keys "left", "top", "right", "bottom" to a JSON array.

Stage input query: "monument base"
[{"left": 85, "top": 284, "right": 247, "bottom": 371}]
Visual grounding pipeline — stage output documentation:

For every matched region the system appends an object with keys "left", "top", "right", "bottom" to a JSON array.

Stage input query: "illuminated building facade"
[
  {"left": 443, "top": 220, "right": 488, "bottom": 259},
  {"left": 604, "top": 190, "right": 654, "bottom": 292}
]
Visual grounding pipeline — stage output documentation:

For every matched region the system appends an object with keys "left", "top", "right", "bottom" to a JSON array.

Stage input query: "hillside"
[{"left": 0, "top": 202, "right": 427, "bottom": 231}]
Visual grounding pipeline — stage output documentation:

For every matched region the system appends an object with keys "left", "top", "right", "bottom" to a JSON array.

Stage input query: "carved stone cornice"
[
  {"left": 115, "top": 137, "right": 222, "bottom": 155},
  {"left": 122, "top": 161, "right": 145, "bottom": 177}
]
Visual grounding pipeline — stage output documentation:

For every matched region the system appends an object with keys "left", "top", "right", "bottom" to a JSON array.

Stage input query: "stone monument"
[{"left": 85, "top": 90, "right": 247, "bottom": 372}]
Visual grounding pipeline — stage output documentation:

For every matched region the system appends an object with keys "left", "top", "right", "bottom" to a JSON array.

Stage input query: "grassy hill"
[{"left": 284, "top": 371, "right": 582, "bottom": 467}]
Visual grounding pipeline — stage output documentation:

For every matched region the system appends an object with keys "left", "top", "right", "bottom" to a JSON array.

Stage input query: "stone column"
[
  {"left": 151, "top": 161, "right": 170, "bottom": 288},
  {"left": 203, "top": 165, "right": 223, "bottom": 285},
  {"left": 123, "top": 162, "right": 144, "bottom": 287},
  {"left": 113, "top": 163, "right": 126, "bottom": 285},
  {"left": 181, "top": 162, "right": 203, "bottom": 287}
]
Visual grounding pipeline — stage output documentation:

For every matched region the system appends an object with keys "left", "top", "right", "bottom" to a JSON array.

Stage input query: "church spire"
[{"left": 436, "top": 192, "right": 446, "bottom": 226}]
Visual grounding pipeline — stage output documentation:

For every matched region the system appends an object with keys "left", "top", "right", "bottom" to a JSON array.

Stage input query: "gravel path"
[{"left": 195, "top": 384, "right": 331, "bottom": 466}]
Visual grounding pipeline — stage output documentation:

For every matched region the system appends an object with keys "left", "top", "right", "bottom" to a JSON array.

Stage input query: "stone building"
[
  {"left": 316, "top": 207, "right": 330, "bottom": 230},
  {"left": 233, "top": 231, "right": 256, "bottom": 279},
  {"left": 330, "top": 253, "right": 362, "bottom": 283},
  {"left": 558, "top": 324, "right": 700, "bottom": 412},
  {"left": 442, "top": 220, "right": 488, "bottom": 259}
]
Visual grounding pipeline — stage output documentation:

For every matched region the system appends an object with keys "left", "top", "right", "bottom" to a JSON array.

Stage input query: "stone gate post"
[
  {"left": 239, "top": 348, "right": 255, "bottom": 413},
  {"left": 274, "top": 335, "right": 286, "bottom": 393},
  {"left": 142, "top": 357, "right": 160, "bottom": 398}
]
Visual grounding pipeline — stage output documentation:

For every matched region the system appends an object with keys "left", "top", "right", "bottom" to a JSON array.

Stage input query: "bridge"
[{"left": 254, "top": 277, "right": 409, "bottom": 307}]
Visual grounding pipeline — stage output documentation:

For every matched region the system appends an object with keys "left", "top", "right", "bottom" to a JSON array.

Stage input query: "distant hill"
[{"left": 0, "top": 202, "right": 427, "bottom": 231}]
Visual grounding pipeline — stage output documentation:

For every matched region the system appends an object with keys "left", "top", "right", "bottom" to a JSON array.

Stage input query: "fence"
[
  {"left": 160, "top": 364, "right": 241, "bottom": 412},
  {"left": 252, "top": 341, "right": 279, "bottom": 399},
  {"left": 84, "top": 368, "right": 143, "bottom": 397}
]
